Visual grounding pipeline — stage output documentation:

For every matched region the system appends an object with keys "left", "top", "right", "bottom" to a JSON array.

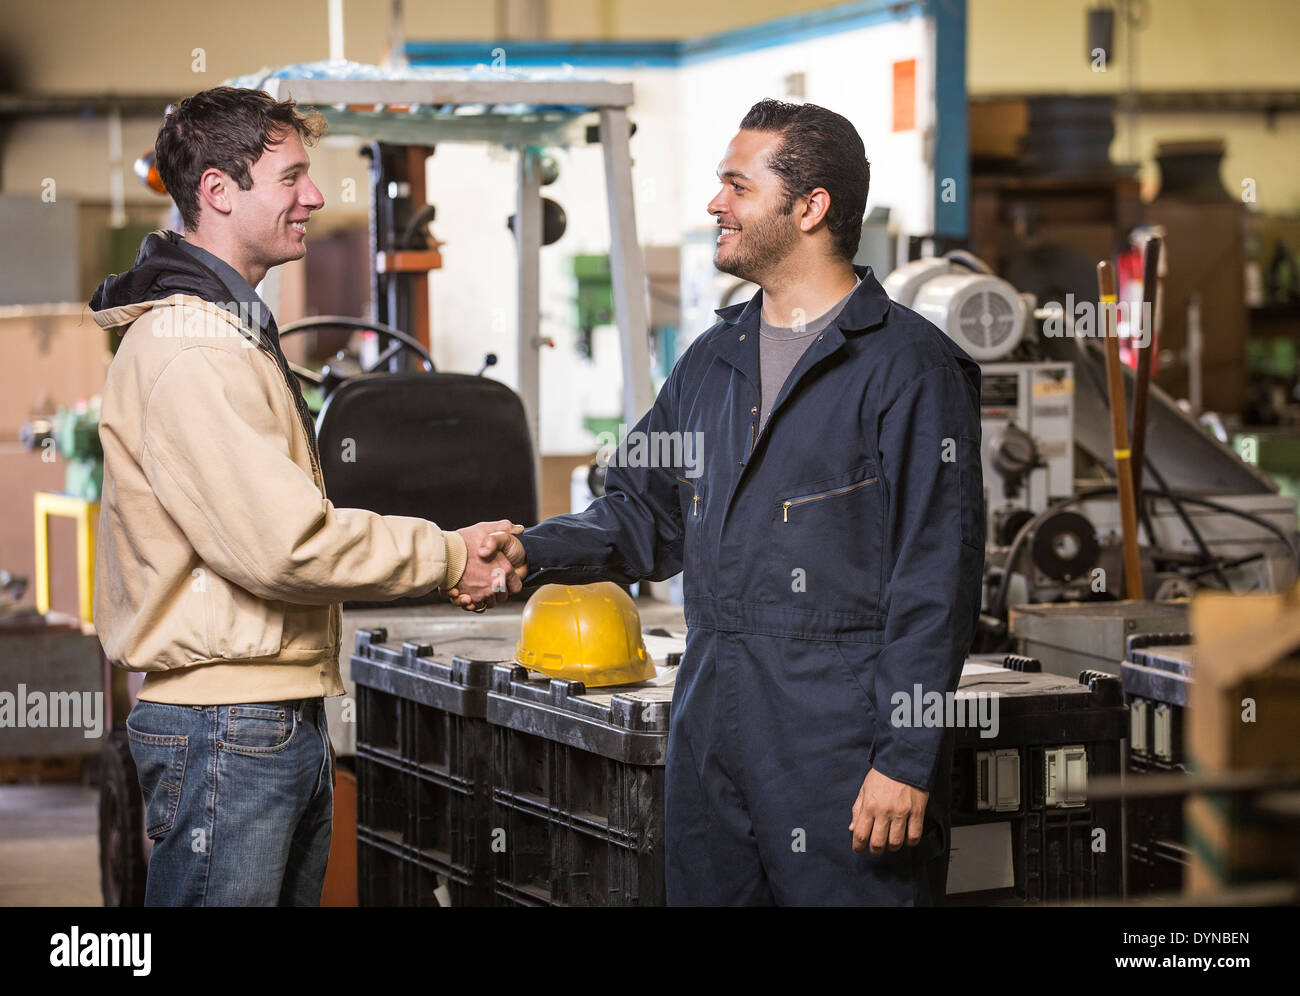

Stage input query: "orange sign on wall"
[{"left": 892, "top": 59, "right": 916, "bottom": 132}]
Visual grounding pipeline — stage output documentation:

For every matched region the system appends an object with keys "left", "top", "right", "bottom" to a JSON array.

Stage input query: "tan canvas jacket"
[{"left": 91, "top": 293, "right": 467, "bottom": 704}]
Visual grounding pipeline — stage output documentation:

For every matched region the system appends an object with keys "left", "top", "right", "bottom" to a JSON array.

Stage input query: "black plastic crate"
[
  {"left": 946, "top": 658, "right": 1126, "bottom": 903},
  {"left": 357, "top": 828, "right": 408, "bottom": 906},
  {"left": 486, "top": 663, "right": 674, "bottom": 906},
  {"left": 1122, "top": 633, "right": 1193, "bottom": 771},
  {"left": 356, "top": 681, "right": 402, "bottom": 759},
  {"left": 411, "top": 771, "right": 482, "bottom": 869},
  {"left": 352, "top": 628, "right": 516, "bottom": 778},
  {"left": 1121, "top": 633, "right": 1195, "bottom": 896},
  {"left": 491, "top": 805, "right": 556, "bottom": 906},
  {"left": 357, "top": 821, "right": 487, "bottom": 908},
  {"left": 356, "top": 748, "right": 409, "bottom": 846},
  {"left": 352, "top": 628, "right": 518, "bottom": 906},
  {"left": 356, "top": 751, "right": 498, "bottom": 907}
]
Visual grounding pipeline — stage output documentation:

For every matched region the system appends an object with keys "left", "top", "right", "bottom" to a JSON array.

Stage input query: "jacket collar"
[
  {"left": 713, "top": 264, "right": 890, "bottom": 329},
  {"left": 176, "top": 237, "right": 272, "bottom": 332},
  {"left": 708, "top": 264, "right": 892, "bottom": 387}
]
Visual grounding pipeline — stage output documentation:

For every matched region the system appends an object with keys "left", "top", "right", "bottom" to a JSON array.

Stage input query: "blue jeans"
[{"left": 126, "top": 696, "right": 334, "bottom": 906}]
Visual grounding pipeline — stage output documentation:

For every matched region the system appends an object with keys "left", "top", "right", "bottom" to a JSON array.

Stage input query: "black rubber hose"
[{"left": 990, "top": 485, "right": 1300, "bottom": 620}]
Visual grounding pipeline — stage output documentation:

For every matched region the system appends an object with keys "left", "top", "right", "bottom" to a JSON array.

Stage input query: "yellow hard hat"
[{"left": 515, "top": 582, "right": 655, "bottom": 687}]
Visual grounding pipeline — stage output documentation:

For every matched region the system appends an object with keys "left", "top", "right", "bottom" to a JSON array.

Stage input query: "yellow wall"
[
  {"left": 0, "top": 0, "right": 838, "bottom": 95},
  {"left": 969, "top": 0, "right": 1300, "bottom": 92},
  {"left": 2, "top": 1, "right": 1298, "bottom": 208},
  {"left": 5, "top": 0, "right": 1296, "bottom": 94},
  {"left": 969, "top": 0, "right": 1300, "bottom": 212}
]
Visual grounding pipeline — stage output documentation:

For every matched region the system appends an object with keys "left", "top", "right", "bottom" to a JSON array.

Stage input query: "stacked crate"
[
  {"left": 352, "top": 628, "right": 516, "bottom": 906},
  {"left": 486, "top": 664, "right": 674, "bottom": 906},
  {"left": 1121, "top": 633, "right": 1194, "bottom": 896},
  {"left": 947, "top": 656, "right": 1127, "bottom": 904},
  {"left": 356, "top": 636, "right": 1129, "bottom": 905}
]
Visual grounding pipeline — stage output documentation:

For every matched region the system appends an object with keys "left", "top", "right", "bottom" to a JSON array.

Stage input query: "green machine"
[
  {"left": 1232, "top": 428, "right": 1300, "bottom": 500},
  {"left": 20, "top": 399, "right": 104, "bottom": 502}
]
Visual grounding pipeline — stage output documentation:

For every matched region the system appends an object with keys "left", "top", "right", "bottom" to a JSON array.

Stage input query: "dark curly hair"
[
  {"left": 154, "top": 86, "right": 327, "bottom": 232},
  {"left": 738, "top": 99, "right": 870, "bottom": 263}
]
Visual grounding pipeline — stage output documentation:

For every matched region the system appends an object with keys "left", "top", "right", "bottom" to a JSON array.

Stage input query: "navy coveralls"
[{"left": 521, "top": 265, "right": 985, "bottom": 905}]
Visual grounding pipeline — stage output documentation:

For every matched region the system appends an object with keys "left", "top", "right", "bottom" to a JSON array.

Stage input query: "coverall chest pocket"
[
  {"left": 676, "top": 475, "right": 704, "bottom": 522},
  {"left": 677, "top": 474, "right": 707, "bottom": 583},
  {"left": 771, "top": 464, "right": 885, "bottom": 616}
]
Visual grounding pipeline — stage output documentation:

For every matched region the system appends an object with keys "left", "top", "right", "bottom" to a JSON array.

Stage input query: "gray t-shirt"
[{"left": 758, "top": 277, "right": 860, "bottom": 431}]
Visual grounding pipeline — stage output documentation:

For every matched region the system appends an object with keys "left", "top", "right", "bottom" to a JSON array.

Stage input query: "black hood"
[
  {"left": 90, "top": 228, "right": 322, "bottom": 457},
  {"left": 90, "top": 229, "right": 232, "bottom": 315}
]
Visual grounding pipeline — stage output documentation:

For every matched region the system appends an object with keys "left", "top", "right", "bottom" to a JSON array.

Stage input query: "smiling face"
[
  {"left": 227, "top": 128, "right": 324, "bottom": 278},
  {"left": 707, "top": 129, "right": 800, "bottom": 285}
]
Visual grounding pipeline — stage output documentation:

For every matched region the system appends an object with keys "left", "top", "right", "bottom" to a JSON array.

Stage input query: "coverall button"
[{"left": 738, "top": 334, "right": 746, "bottom": 341}]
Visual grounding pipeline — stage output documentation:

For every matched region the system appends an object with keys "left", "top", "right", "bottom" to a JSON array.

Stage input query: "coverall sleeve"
[
  {"left": 520, "top": 371, "right": 684, "bottom": 586},
  {"left": 871, "top": 363, "right": 985, "bottom": 791},
  {"left": 141, "top": 344, "right": 462, "bottom": 605}
]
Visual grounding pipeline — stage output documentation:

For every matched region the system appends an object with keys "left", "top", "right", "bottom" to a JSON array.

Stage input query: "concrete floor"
[{"left": 0, "top": 783, "right": 102, "bottom": 905}]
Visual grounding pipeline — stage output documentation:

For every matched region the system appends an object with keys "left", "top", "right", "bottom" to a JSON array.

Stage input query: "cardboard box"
[
  {"left": 1187, "top": 585, "right": 1300, "bottom": 894},
  {"left": 0, "top": 306, "right": 110, "bottom": 441}
]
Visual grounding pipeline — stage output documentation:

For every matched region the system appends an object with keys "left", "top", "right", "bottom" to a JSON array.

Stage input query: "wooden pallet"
[{"left": 0, "top": 755, "right": 85, "bottom": 784}]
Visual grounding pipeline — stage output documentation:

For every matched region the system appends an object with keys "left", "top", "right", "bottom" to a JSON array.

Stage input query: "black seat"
[{"left": 315, "top": 371, "right": 537, "bottom": 602}]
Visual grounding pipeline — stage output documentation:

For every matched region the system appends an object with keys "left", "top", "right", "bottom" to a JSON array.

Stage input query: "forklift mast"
[{"left": 364, "top": 142, "right": 440, "bottom": 366}]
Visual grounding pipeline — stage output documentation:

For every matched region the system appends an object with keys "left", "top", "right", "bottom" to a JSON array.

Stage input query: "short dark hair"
[
  {"left": 155, "top": 86, "right": 327, "bottom": 232},
  {"left": 738, "top": 99, "right": 869, "bottom": 263}
]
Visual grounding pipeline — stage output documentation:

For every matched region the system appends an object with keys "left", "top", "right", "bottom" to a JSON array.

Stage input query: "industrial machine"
[
  {"left": 884, "top": 251, "right": 1030, "bottom": 363},
  {"left": 883, "top": 251, "right": 1300, "bottom": 646}
]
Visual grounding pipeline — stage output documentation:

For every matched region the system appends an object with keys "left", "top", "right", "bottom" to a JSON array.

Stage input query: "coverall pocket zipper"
[
  {"left": 781, "top": 477, "right": 878, "bottom": 522},
  {"left": 675, "top": 476, "right": 703, "bottom": 517}
]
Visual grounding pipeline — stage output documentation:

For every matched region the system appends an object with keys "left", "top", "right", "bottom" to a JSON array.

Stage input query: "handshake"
[{"left": 445, "top": 519, "right": 529, "bottom": 611}]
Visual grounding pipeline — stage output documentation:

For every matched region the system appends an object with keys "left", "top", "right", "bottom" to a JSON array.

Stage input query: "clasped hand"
[{"left": 445, "top": 520, "right": 529, "bottom": 611}]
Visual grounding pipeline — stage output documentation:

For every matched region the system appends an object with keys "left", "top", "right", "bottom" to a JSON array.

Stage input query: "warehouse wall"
[
  {"left": 0, "top": 0, "right": 841, "bottom": 96},
  {"left": 969, "top": 0, "right": 1300, "bottom": 211},
  {"left": 1, "top": 0, "right": 1297, "bottom": 451},
  {"left": 5, "top": 1, "right": 1297, "bottom": 211},
  {"left": 969, "top": 0, "right": 1300, "bottom": 92}
]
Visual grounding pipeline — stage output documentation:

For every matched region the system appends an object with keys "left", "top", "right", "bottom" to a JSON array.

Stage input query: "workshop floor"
[{"left": 0, "top": 783, "right": 101, "bottom": 905}]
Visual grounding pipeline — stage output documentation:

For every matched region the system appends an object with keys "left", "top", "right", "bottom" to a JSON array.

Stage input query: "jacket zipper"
[
  {"left": 747, "top": 406, "right": 757, "bottom": 458},
  {"left": 267, "top": 347, "right": 339, "bottom": 651},
  {"left": 243, "top": 316, "right": 337, "bottom": 646},
  {"left": 675, "top": 476, "right": 702, "bottom": 517},
  {"left": 229, "top": 309, "right": 325, "bottom": 494},
  {"left": 781, "top": 477, "right": 877, "bottom": 522}
]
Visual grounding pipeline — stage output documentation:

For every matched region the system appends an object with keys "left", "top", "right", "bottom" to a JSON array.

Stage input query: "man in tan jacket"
[{"left": 89, "top": 86, "right": 520, "bottom": 906}]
